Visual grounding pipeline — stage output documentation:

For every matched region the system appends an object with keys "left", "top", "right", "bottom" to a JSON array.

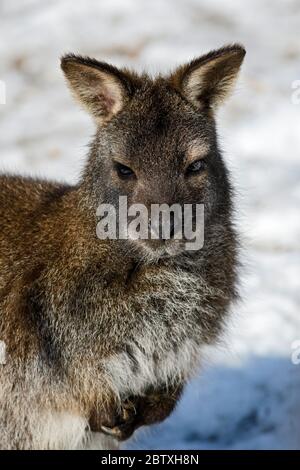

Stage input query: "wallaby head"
[{"left": 61, "top": 44, "right": 245, "bottom": 261}]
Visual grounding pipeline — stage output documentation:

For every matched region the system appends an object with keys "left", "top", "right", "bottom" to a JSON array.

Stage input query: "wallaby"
[{"left": 0, "top": 44, "right": 245, "bottom": 449}]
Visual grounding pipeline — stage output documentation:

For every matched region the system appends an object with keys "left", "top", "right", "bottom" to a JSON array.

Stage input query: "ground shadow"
[{"left": 125, "top": 356, "right": 300, "bottom": 450}]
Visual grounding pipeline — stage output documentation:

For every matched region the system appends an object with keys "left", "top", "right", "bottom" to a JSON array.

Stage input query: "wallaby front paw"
[
  {"left": 99, "top": 385, "right": 183, "bottom": 440},
  {"left": 100, "top": 400, "right": 137, "bottom": 441},
  {"left": 91, "top": 384, "right": 183, "bottom": 441}
]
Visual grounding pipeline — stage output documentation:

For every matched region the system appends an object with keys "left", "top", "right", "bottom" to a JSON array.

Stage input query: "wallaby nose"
[{"left": 149, "top": 213, "right": 176, "bottom": 241}]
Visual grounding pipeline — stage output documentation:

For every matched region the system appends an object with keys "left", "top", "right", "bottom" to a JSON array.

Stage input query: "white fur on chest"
[
  {"left": 103, "top": 266, "right": 205, "bottom": 398},
  {"left": 37, "top": 412, "right": 116, "bottom": 449},
  {"left": 103, "top": 338, "right": 200, "bottom": 398},
  {"left": 37, "top": 412, "right": 88, "bottom": 449}
]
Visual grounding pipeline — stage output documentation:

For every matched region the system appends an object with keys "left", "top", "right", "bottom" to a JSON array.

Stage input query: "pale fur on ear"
[
  {"left": 61, "top": 54, "right": 132, "bottom": 123},
  {"left": 169, "top": 44, "right": 246, "bottom": 110}
]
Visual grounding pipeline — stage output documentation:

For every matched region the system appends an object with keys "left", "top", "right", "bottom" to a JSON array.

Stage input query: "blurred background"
[{"left": 0, "top": 0, "right": 300, "bottom": 449}]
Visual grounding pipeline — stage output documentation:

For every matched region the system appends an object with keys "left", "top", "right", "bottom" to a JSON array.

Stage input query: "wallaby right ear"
[
  {"left": 61, "top": 54, "right": 134, "bottom": 123},
  {"left": 169, "top": 44, "right": 246, "bottom": 111}
]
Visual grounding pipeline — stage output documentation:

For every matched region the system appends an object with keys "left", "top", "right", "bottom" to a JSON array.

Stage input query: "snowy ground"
[{"left": 0, "top": 0, "right": 300, "bottom": 450}]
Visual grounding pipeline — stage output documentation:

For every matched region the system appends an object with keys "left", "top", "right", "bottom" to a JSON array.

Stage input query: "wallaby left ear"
[
  {"left": 61, "top": 54, "right": 136, "bottom": 124},
  {"left": 169, "top": 44, "right": 246, "bottom": 110}
]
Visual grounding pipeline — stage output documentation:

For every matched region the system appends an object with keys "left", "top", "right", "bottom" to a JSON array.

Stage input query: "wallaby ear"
[
  {"left": 169, "top": 44, "right": 246, "bottom": 110},
  {"left": 61, "top": 54, "right": 134, "bottom": 123}
]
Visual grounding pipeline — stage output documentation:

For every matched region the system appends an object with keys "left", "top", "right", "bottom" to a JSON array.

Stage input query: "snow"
[{"left": 0, "top": 0, "right": 300, "bottom": 450}]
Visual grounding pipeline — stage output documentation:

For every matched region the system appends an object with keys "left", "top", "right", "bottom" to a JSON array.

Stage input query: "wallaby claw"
[
  {"left": 122, "top": 400, "right": 137, "bottom": 421},
  {"left": 100, "top": 425, "right": 122, "bottom": 438}
]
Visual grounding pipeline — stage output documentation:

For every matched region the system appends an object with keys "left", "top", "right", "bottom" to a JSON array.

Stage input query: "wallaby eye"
[
  {"left": 114, "top": 162, "right": 135, "bottom": 179},
  {"left": 186, "top": 159, "right": 206, "bottom": 175}
]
